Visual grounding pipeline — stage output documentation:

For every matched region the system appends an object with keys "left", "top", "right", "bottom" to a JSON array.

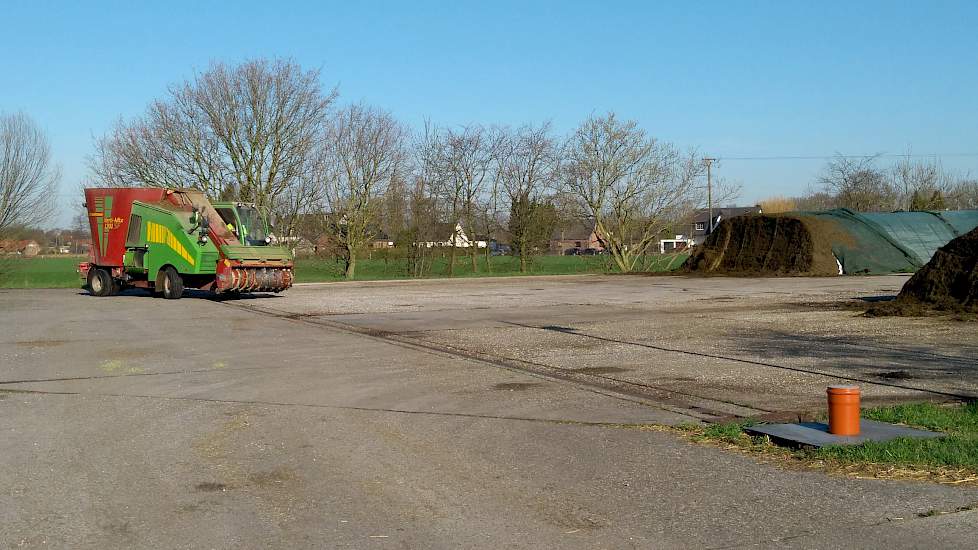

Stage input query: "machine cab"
[{"left": 213, "top": 202, "right": 273, "bottom": 246}]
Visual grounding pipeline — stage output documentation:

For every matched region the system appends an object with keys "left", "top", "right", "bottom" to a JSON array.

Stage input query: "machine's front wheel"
[
  {"left": 159, "top": 267, "right": 184, "bottom": 300},
  {"left": 87, "top": 268, "right": 114, "bottom": 297}
]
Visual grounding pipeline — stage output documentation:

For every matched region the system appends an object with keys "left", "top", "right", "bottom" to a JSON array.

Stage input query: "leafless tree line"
[
  {"left": 15, "top": 58, "right": 978, "bottom": 280},
  {"left": 86, "top": 58, "right": 733, "bottom": 277},
  {"left": 794, "top": 154, "right": 978, "bottom": 212},
  {"left": 392, "top": 114, "right": 735, "bottom": 276}
]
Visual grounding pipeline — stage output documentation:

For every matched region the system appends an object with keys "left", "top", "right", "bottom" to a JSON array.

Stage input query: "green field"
[
  {"left": 0, "top": 256, "right": 86, "bottom": 288},
  {"left": 0, "top": 253, "right": 688, "bottom": 289}
]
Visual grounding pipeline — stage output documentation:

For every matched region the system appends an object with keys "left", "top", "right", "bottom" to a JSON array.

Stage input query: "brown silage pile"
[
  {"left": 868, "top": 227, "right": 978, "bottom": 316},
  {"left": 683, "top": 214, "right": 843, "bottom": 276}
]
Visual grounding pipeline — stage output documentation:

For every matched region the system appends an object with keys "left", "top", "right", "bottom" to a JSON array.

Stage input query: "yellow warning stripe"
[{"left": 146, "top": 221, "right": 195, "bottom": 266}]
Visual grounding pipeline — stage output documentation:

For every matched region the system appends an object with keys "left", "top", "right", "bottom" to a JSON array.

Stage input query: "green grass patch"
[
  {"left": 811, "top": 402, "right": 978, "bottom": 470},
  {"left": 690, "top": 402, "right": 978, "bottom": 481},
  {"left": 861, "top": 401, "right": 978, "bottom": 432},
  {"left": 688, "top": 420, "right": 758, "bottom": 445},
  {"left": 0, "top": 253, "right": 688, "bottom": 288},
  {"left": 813, "top": 434, "right": 978, "bottom": 470}
]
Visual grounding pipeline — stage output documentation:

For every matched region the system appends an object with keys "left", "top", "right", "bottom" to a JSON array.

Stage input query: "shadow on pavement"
[
  {"left": 729, "top": 327, "right": 978, "bottom": 396},
  {"left": 75, "top": 288, "right": 282, "bottom": 301}
]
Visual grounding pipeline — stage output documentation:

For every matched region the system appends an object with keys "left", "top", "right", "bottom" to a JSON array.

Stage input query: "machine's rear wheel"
[
  {"left": 159, "top": 267, "right": 184, "bottom": 300},
  {"left": 87, "top": 268, "right": 114, "bottom": 297}
]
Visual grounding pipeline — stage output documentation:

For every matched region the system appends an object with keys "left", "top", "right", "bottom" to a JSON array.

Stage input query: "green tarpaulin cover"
[{"left": 809, "top": 209, "right": 978, "bottom": 274}]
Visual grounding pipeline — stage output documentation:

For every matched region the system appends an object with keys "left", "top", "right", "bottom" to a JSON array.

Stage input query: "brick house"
[{"left": 550, "top": 221, "right": 603, "bottom": 254}]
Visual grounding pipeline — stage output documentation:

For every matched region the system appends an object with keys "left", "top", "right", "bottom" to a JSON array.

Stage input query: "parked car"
[
  {"left": 564, "top": 247, "right": 582, "bottom": 256},
  {"left": 581, "top": 248, "right": 603, "bottom": 255}
]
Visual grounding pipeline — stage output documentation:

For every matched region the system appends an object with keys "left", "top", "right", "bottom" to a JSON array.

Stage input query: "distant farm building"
[
  {"left": 550, "top": 221, "right": 603, "bottom": 254},
  {"left": 0, "top": 239, "right": 41, "bottom": 256}
]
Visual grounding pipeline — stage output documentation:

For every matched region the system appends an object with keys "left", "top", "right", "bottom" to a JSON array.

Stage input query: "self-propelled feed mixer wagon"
[{"left": 80, "top": 187, "right": 294, "bottom": 298}]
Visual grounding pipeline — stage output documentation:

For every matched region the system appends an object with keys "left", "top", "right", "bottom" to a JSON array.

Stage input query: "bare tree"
[
  {"left": 497, "top": 123, "right": 559, "bottom": 272},
  {"left": 323, "top": 103, "right": 408, "bottom": 279},
  {"left": 381, "top": 173, "right": 409, "bottom": 241},
  {"left": 0, "top": 112, "right": 60, "bottom": 236},
  {"left": 478, "top": 174, "right": 505, "bottom": 271},
  {"left": 440, "top": 125, "right": 498, "bottom": 273},
  {"left": 561, "top": 112, "right": 724, "bottom": 273},
  {"left": 273, "top": 158, "right": 329, "bottom": 244},
  {"left": 91, "top": 58, "right": 336, "bottom": 235},
  {"left": 404, "top": 175, "right": 439, "bottom": 277},
  {"left": 91, "top": 97, "right": 226, "bottom": 196},
  {"left": 406, "top": 122, "right": 448, "bottom": 277},
  {"left": 817, "top": 155, "right": 896, "bottom": 212},
  {"left": 415, "top": 124, "right": 466, "bottom": 275},
  {"left": 950, "top": 178, "right": 978, "bottom": 210},
  {"left": 891, "top": 155, "right": 954, "bottom": 211}
]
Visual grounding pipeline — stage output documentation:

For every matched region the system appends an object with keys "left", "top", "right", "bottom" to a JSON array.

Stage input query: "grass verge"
[
  {"left": 0, "top": 253, "right": 688, "bottom": 288},
  {"left": 673, "top": 402, "right": 978, "bottom": 485}
]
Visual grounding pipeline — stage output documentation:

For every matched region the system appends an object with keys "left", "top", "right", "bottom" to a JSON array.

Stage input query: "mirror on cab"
[{"left": 197, "top": 211, "right": 210, "bottom": 245}]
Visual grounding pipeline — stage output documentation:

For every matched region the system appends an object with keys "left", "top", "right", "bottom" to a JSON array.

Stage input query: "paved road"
[{"left": 1, "top": 277, "right": 977, "bottom": 548}]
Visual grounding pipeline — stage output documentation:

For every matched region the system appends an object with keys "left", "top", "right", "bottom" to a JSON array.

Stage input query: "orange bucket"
[{"left": 827, "top": 385, "right": 860, "bottom": 436}]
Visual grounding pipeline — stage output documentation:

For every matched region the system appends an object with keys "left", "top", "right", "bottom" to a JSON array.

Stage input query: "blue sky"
[{"left": 3, "top": 0, "right": 977, "bottom": 226}]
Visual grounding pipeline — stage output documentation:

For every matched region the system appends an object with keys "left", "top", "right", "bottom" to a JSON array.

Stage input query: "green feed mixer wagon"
[{"left": 80, "top": 187, "right": 294, "bottom": 299}]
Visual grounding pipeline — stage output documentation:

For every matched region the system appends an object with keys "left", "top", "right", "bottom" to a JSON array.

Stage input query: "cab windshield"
[
  {"left": 235, "top": 206, "right": 269, "bottom": 246},
  {"left": 216, "top": 205, "right": 269, "bottom": 246}
]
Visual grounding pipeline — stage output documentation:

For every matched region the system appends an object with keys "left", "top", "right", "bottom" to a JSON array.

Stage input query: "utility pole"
[{"left": 703, "top": 158, "right": 716, "bottom": 233}]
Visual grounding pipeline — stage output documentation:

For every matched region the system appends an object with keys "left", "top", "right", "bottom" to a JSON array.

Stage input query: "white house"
[
  {"left": 416, "top": 222, "right": 487, "bottom": 248},
  {"left": 659, "top": 234, "right": 694, "bottom": 254},
  {"left": 658, "top": 205, "right": 764, "bottom": 252}
]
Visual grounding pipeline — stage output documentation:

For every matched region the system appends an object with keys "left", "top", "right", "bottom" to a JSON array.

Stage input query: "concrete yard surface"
[
  {"left": 275, "top": 274, "right": 978, "bottom": 417},
  {"left": 2, "top": 274, "right": 977, "bottom": 548}
]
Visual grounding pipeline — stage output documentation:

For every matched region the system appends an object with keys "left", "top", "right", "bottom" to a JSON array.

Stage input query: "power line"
[{"left": 715, "top": 153, "right": 978, "bottom": 161}]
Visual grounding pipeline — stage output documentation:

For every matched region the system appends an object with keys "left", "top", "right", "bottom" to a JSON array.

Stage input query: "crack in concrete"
[
  {"left": 0, "top": 387, "right": 674, "bottom": 428},
  {"left": 219, "top": 300, "right": 761, "bottom": 421}
]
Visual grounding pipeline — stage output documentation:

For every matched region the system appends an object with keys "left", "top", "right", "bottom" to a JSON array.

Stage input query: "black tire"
[
  {"left": 87, "top": 268, "right": 114, "bottom": 297},
  {"left": 158, "top": 267, "right": 184, "bottom": 300}
]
